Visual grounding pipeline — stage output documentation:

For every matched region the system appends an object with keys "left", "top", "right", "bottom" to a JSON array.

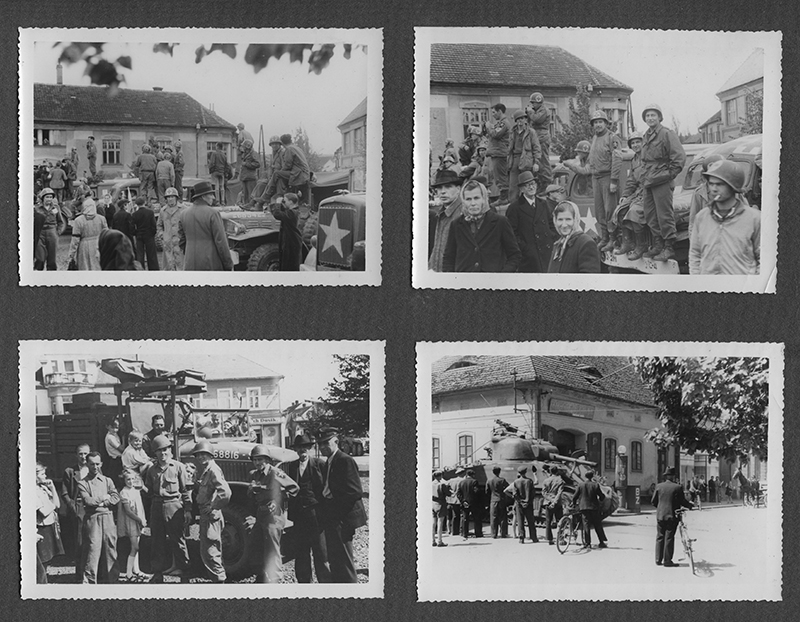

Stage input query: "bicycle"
[
  {"left": 555, "top": 507, "right": 584, "bottom": 554},
  {"left": 676, "top": 508, "right": 695, "bottom": 575}
]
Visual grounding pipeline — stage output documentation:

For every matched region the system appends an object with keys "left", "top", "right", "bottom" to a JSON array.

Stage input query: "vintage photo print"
[
  {"left": 20, "top": 340, "right": 385, "bottom": 599},
  {"left": 413, "top": 28, "right": 781, "bottom": 293},
  {"left": 417, "top": 341, "right": 782, "bottom": 601},
  {"left": 20, "top": 28, "right": 383, "bottom": 286}
]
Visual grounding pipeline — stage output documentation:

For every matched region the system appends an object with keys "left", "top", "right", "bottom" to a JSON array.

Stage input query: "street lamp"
[{"left": 617, "top": 445, "right": 629, "bottom": 510}]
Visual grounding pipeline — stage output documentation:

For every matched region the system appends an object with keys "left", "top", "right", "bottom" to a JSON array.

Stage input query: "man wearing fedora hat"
[
  {"left": 280, "top": 433, "right": 332, "bottom": 583},
  {"left": 179, "top": 180, "right": 234, "bottom": 271},
  {"left": 316, "top": 427, "right": 366, "bottom": 583},
  {"left": 428, "top": 168, "right": 464, "bottom": 272},
  {"left": 506, "top": 171, "right": 557, "bottom": 272},
  {"left": 651, "top": 466, "right": 694, "bottom": 567}
]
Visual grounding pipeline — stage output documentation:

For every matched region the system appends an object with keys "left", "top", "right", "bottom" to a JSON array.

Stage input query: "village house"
[{"left": 336, "top": 97, "right": 367, "bottom": 192}]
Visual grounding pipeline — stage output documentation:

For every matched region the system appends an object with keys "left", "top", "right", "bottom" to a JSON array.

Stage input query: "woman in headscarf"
[
  {"left": 442, "top": 180, "right": 521, "bottom": 272},
  {"left": 68, "top": 197, "right": 108, "bottom": 270},
  {"left": 36, "top": 462, "right": 64, "bottom": 583},
  {"left": 99, "top": 229, "right": 139, "bottom": 270},
  {"left": 547, "top": 201, "right": 601, "bottom": 273}
]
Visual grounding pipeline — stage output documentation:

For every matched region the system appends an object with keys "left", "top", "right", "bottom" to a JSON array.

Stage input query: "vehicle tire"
[
  {"left": 246, "top": 243, "right": 280, "bottom": 271},
  {"left": 555, "top": 515, "right": 572, "bottom": 554},
  {"left": 220, "top": 504, "right": 254, "bottom": 581}
]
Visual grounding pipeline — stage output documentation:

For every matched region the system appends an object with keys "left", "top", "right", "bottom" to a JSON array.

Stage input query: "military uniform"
[
  {"left": 526, "top": 104, "right": 553, "bottom": 185},
  {"left": 87, "top": 140, "right": 97, "bottom": 176},
  {"left": 507, "top": 126, "right": 541, "bottom": 203},
  {"left": 144, "top": 459, "right": 191, "bottom": 578},
  {"left": 194, "top": 459, "right": 231, "bottom": 582}
]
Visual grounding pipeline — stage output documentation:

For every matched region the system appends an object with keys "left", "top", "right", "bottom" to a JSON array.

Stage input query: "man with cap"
[
  {"left": 246, "top": 444, "right": 300, "bottom": 583},
  {"left": 428, "top": 169, "right": 464, "bottom": 272},
  {"left": 613, "top": 132, "right": 648, "bottom": 259},
  {"left": 689, "top": 160, "right": 760, "bottom": 275},
  {"left": 179, "top": 180, "right": 234, "bottom": 271},
  {"left": 143, "top": 435, "right": 191, "bottom": 582},
  {"left": 251, "top": 135, "right": 286, "bottom": 209},
  {"left": 238, "top": 139, "right": 261, "bottom": 204},
  {"left": 158, "top": 187, "right": 186, "bottom": 270},
  {"left": 526, "top": 92, "right": 553, "bottom": 186},
  {"left": 143, "top": 415, "right": 169, "bottom": 458},
  {"left": 34, "top": 187, "right": 62, "bottom": 271},
  {"left": 316, "top": 427, "right": 367, "bottom": 583},
  {"left": 483, "top": 103, "right": 512, "bottom": 205},
  {"left": 513, "top": 465, "right": 538, "bottom": 544},
  {"left": 572, "top": 470, "right": 608, "bottom": 549},
  {"left": 507, "top": 110, "right": 541, "bottom": 204},
  {"left": 78, "top": 451, "right": 120, "bottom": 583},
  {"left": 432, "top": 469, "right": 450, "bottom": 546},
  {"left": 543, "top": 183, "right": 567, "bottom": 211},
  {"left": 506, "top": 171, "right": 557, "bottom": 273},
  {"left": 133, "top": 144, "right": 158, "bottom": 200},
  {"left": 192, "top": 440, "right": 231, "bottom": 582},
  {"left": 651, "top": 467, "right": 694, "bottom": 566},
  {"left": 86, "top": 136, "right": 97, "bottom": 176},
  {"left": 155, "top": 151, "right": 176, "bottom": 205},
  {"left": 542, "top": 464, "right": 566, "bottom": 545},
  {"left": 280, "top": 433, "right": 332, "bottom": 583},
  {"left": 485, "top": 466, "right": 509, "bottom": 539},
  {"left": 173, "top": 140, "right": 185, "bottom": 198},
  {"left": 447, "top": 466, "right": 465, "bottom": 536},
  {"left": 587, "top": 110, "right": 623, "bottom": 252},
  {"left": 456, "top": 469, "right": 481, "bottom": 539},
  {"left": 640, "top": 103, "right": 686, "bottom": 261},
  {"left": 270, "top": 134, "right": 311, "bottom": 203}
]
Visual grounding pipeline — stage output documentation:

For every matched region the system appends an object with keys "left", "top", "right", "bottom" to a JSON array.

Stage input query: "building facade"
[
  {"left": 714, "top": 49, "right": 764, "bottom": 143},
  {"left": 337, "top": 97, "right": 367, "bottom": 192}
]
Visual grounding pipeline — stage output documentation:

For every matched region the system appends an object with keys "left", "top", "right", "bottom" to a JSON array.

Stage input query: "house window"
[
  {"left": 604, "top": 438, "right": 617, "bottom": 471},
  {"left": 354, "top": 126, "right": 365, "bottom": 152},
  {"left": 548, "top": 107, "right": 558, "bottom": 138},
  {"left": 207, "top": 142, "right": 231, "bottom": 158},
  {"left": 78, "top": 360, "right": 87, "bottom": 372},
  {"left": 50, "top": 360, "right": 59, "bottom": 372},
  {"left": 344, "top": 130, "right": 355, "bottom": 155},
  {"left": 102, "top": 138, "right": 121, "bottom": 165},
  {"left": 726, "top": 99, "right": 738, "bottom": 126},
  {"left": 154, "top": 136, "right": 173, "bottom": 151},
  {"left": 64, "top": 360, "right": 75, "bottom": 372},
  {"left": 461, "top": 103, "right": 489, "bottom": 139},
  {"left": 246, "top": 387, "right": 261, "bottom": 409},
  {"left": 34, "top": 129, "right": 64, "bottom": 146},
  {"left": 458, "top": 434, "right": 474, "bottom": 465},
  {"left": 217, "top": 388, "right": 233, "bottom": 408},
  {"left": 631, "top": 441, "right": 643, "bottom": 472},
  {"left": 432, "top": 437, "right": 441, "bottom": 469}
]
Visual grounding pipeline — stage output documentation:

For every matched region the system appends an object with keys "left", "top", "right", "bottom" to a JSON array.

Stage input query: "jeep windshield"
[{"left": 193, "top": 409, "right": 254, "bottom": 442}]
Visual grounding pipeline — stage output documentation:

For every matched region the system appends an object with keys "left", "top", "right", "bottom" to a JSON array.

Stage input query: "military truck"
[{"left": 300, "top": 193, "right": 367, "bottom": 271}]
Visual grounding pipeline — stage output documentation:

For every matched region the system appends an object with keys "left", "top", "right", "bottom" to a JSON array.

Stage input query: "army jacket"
[
  {"left": 195, "top": 459, "right": 231, "bottom": 516},
  {"left": 145, "top": 459, "right": 191, "bottom": 507},
  {"left": 248, "top": 464, "right": 300, "bottom": 525},
  {"left": 588, "top": 130, "right": 622, "bottom": 180}
]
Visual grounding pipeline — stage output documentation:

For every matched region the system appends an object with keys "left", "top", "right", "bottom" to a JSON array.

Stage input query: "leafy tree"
[
  {"left": 292, "top": 126, "right": 323, "bottom": 172},
  {"left": 636, "top": 357, "right": 769, "bottom": 464},
  {"left": 52, "top": 42, "right": 361, "bottom": 93},
  {"left": 740, "top": 88, "right": 764, "bottom": 135},
  {"left": 308, "top": 355, "right": 370, "bottom": 437},
  {"left": 552, "top": 84, "right": 618, "bottom": 160}
]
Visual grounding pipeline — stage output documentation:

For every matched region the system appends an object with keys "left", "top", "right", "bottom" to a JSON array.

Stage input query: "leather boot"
[
  {"left": 627, "top": 231, "right": 649, "bottom": 261},
  {"left": 643, "top": 235, "right": 664, "bottom": 259},
  {"left": 653, "top": 240, "right": 676, "bottom": 262},
  {"left": 615, "top": 229, "right": 636, "bottom": 255},
  {"left": 600, "top": 232, "right": 616, "bottom": 253}
]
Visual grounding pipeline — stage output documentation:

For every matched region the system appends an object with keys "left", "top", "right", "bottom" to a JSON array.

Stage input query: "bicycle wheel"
[
  {"left": 679, "top": 523, "right": 695, "bottom": 575},
  {"left": 555, "top": 515, "right": 572, "bottom": 554}
]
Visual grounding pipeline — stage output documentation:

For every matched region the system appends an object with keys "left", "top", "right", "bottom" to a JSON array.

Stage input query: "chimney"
[
  {"left": 56, "top": 63, "right": 62, "bottom": 85},
  {"left": 152, "top": 86, "right": 163, "bottom": 91}
]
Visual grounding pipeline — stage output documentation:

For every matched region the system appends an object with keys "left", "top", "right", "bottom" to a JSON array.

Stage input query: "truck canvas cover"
[{"left": 100, "top": 358, "right": 206, "bottom": 390}]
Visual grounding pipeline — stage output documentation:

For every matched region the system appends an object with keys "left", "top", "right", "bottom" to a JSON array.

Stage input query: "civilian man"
[
  {"left": 651, "top": 467, "right": 694, "bottom": 566},
  {"left": 78, "top": 452, "right": 120, "bottom": 583},
  {"left": 179, "top": 181, "right": 234, "bottom": 271}
]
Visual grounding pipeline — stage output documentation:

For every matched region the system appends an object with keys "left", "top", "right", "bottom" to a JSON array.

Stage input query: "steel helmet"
[
  {"left": 641, "top": 104, "right": 663, "bottom": 122},
  {"left": 701, "top": 153, "right": 724, "bottom": 172},
  {"left": 468, "top": 125, "right": 482, "bottom": 136},
  {"left": 575, "top": 140, "right": 591, "bottom": 154},
  {"left": 627, "top": 131, "right": 643, "bottom": 147},
  {"left": 142, "top": 144, "right": 151, "bottom": 153},
  {"left": 702, "top": 160, "right": 745, "bottom": 193},
  {"left": 268, "top": 135, "right": 282, "bottom": 145},
  {"left": 151, "top": 434, "right": 172, "bottom": 452},
  {"left": 529, "top": 92, "right": 544, "bottom": 104},
  {"left": 242, "top": 139, "right": 253, "bottom": 149},
  {"left": 250, "top": 444, "right": 272, "bottom": 460},
  {"left": 38, "top": 187, "right": 55, "bottom": 199},
  {"left": 164, "top": 187, "right": 180, "bottom": 198},
  {"left": 513, "top": 109, "right": 527, "bottom": 121},
  {"left": 589, "top": 110, "right": 610, "bottom": 125},
  {"left": 191, "top": 440, "right": 214, "bottom": 456}
]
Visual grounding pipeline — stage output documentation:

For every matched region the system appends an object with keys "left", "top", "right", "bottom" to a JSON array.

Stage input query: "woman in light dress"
[{"left": 68, "top": 197, "right": 108, "bottom": 270}]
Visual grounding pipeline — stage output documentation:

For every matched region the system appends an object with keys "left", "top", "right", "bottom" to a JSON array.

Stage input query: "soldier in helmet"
[
  {"left": 525, "top": 92, "right": 553, "bottom": 186},
  {"left": 157, "top": 187, "right": 186, "bottom": 270},
  {"left": 688, "top": 154, "right": 728, "bottom": 236},
  {"left": 143, "top": 434, "right": 192, "bottom": 583},
  {"left": 155, "top": 152, "right": 176, "bottom": 204},
  {"left": 689, "top": 160, "right": 760, "bottom": 275},
  {"left": 238, "top": 138, "right": 261, "bottom": 205},
  {"left": 483, "top": 103, "right": 512, "bottom": 205},
  {"left": 613, "top": 132, "right": 648, "bottom": 259},
  {"left": 192, "top": 440, "right": 231, "bottom": 583},
  {"left": 34, "top": 187, "right": 62, "bottom": 271},
  {"left": 507, "top": 110, "right": 541, "bottom": 204},
  {"left": 640, "top": 103, "right": 686, "bottom": 261},
  {"left": 458, "top": 126, "right": 483, "bottom": 167},
  {"left": 245, "top": 444, "right": 299, "bottom": 583},
  {"left": 587, "top": 110, "right": 623, "bottom": 252},
  {"left": 133, "top": 144, "right": 158, "bottom": 200}
]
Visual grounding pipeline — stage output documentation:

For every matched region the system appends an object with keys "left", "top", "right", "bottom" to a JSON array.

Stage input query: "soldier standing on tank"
[
  {"left": 245, "top": 444, "right": 299, "bottom": 583},
  {"left": 485, "top": 466, "right": 509, "bottom": 538},
  {"left": 483, "top": 104, "right": 512, "bottom": 205},
  {"left": 526, "top": 92, "right": 553, "bottom": 186},
  {"left": 507, "top": 110, "right": 541, "bottom": 204},
  {"left": 86, "top": 136, "right": 97, "bottom": 177},
  {"left": 192, "top": 441, "right": 231, "bottom": 583},
  {"left": 513, "top": 466, "right": 538, "bottom": 544},
  {"left": 587, "top": 110, "right": 622, "bottom": 253}
]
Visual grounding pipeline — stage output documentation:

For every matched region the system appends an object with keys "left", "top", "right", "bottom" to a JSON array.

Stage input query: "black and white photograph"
[
  {"left": 19, "top": 28, "right": 383, "bottom": 286},
  {"left": 413, "top": 28, "right": 781, "bottom": 292},
  {"left": 20, "top": 340, "right": 385, "bottom": 598},
  {"left": 416, "top": 341, "right": 782, "bottom": 601}
]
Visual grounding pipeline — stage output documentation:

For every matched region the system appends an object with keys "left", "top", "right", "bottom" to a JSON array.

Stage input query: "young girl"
[
  {"left": 36, "top": 462, "right": 64, "bottom": 583},
  {"left": 117, "top": 470, "right": 147, "bottom": 581},
  {"left": 121, "top": 431, "right": 150, "bottom": 477}
]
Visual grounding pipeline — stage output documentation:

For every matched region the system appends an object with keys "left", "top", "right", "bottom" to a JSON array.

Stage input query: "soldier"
[
  {"left": 86, "top": 136, "right": 97, "bottom": 176},
  {"left": 173, "top": 140, "right": 185, "bottom": 198},
  {"left": 143, "top": 435, "right": 191, "bottom": 583},
  {"left": 513, "top": 466, "right": 538, "bottom": 544},
  {"left": 246, "top": 444, "right": 299, "bottom": 583},
  {"left": 507, "top": 110, "right": 541, "bottom": 204},
  {"left": 525, "top": 92, "right": 553, "bottom": 186},
  {"left": 34, "top": 188, "right": 61, "bottom": 271},
  {"left": 78, "top": 452, "right": 120, "bottom": 583},
  {"left": 133, "top": 144, "right": 158, "bottom": 200},
  {"left": 640, "top": 103, "right": 686, "bottom": 260},
  {"left": 268, "top": 134, "right": 311, "bottom": 203},
  {"left": 192, "top": 440, "right": 231, "bottom": 583},
  {"left": 456, "top": 469, "right": 480, "bottom": 539},
  {"left": 457, "top": 126, "right": 483, "bottom": 167},
  {"left": 572, "top": 469, "right": 608, "bottom": 549},
  {"left": 155, "top": 152, "right": 176, "bottom": 204},
  {"left": 587, "top": 110, "right": 622, "bottom": 252},
  {"left": 157, "top": 187, "right": 186, "bottom": 270},
  {"left": 483, "top": 104, "right": 512, "bottom": 205},
  {"left": 485, "top": 466, "right": 509, "bottom": 538},
  {"left": 563, "top": 140, "right": 592, "bottom": 176},
  {"left": 614, "top": 131, "right": 648, "bottom": 259},
  {"left": 238, "top": 139, "right": 261, "bottom": 204},
  {"left": 143, "top": 415, "right": 168, "bottom": 457},
  {"left": 255, "top": 135, "right": 286, "bottom": 208},
  {"left": 542, "top": 464, "right": 565, "bottom": 545}
]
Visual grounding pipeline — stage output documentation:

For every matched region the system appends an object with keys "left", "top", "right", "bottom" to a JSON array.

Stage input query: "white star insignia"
[
  {"left": 582, "top": 205, "right": 598, "bottom": 235},
  {"left": 319, "top": 212, "right": 351, "bottom": 259}
]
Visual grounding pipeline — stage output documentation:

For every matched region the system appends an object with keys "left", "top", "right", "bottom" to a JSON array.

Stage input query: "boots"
[
  {"left": 614, "top": 229, "right": 636, "bottom": 255},
  {"left": 627, "top": 231, "right": 649, "bottom": 261},
  {"left": 599, "top": 232, "right": 616, "bottom": 253},
  {"left": 653, "top": 240, "right": 676, "bottom": 262},
  {"left": 642, "top": 235, "right": 664, "bottom": 259}
]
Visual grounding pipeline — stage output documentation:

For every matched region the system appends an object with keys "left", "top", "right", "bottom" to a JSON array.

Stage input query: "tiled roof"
[
  {"left": 432, "top": 355, "right": 653, "bottom": 407},
  {"left": 34, "top": 83, "right": 235, "bottom": 129},
  {"left": 430, "top": 44, "right": 632, "bottom": 92},
  {"left": 338, "top": 97, "right": 367, "bottom": 128},
  {"left": 95, "top": 354, "right": 281, "bottom": 385},
  {"left": 699, "top": 110, "right": 722, "bottom": 128},
  {"left": 717, "top": 49, "right": 764, "bottom": 95}
]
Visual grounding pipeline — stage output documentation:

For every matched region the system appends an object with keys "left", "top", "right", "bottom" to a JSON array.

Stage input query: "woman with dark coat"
[
  {"left": 548, "top": 201, "right": 602, "bottom": 273},
  {"left": 99, "top": 229, "right": 139, "bottom": 270},
  {"left": 505, "top": 171, "right": 556, "bottom": 272},
  {"left": 442, "top": 180, "right": 521, "bottom": 272},
  {"left": 271, "top": 192, "right": 303, "bottom": 270}
]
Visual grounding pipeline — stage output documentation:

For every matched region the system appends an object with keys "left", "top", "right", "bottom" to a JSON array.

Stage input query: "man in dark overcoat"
[
  {"left": 457, "top": 469, "right": 481, "bottom": 539},
  {"left": 542, "top": 464, "right": 566, "bottom": 545},
  {"left": 271, "top": 193, "right": 303, "bottom": 271},
  {"left": 651, "top": 466, "right": 694, "bottom": 566},
  {"left": 316, "top": 427, "right": 367, "bottom": 583},
  {"left": 513, "top": 465, "right": 538, "bottom": 544},
  {"left": 505, "top": 171, "right": 557, "bottom": 272},
  {"left": 572, "top": 469, "right": 608, "bottom": 549},
  {"left": 485, "top": 466, "right": 509, "bottom": 538},
  {"left": 179, "top": 181, "right": 234, "bottom": 271}
]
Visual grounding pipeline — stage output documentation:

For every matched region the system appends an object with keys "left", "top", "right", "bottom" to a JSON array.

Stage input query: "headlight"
[{"left": 225, "top": 219, "right": 247, "bottom": 236}]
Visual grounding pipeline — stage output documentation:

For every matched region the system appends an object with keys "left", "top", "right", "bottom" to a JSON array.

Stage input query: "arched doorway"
[{"left": 541, "top": 425, "right": 584, "bottom": 457}]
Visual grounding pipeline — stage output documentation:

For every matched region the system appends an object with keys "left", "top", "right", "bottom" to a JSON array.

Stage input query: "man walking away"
[
  {"left": 542, "top": 464, "right": 565, "bottom": 545},
  {"left": 432, "top": 470, "right": 450, "bottom": 547},
  {"left": 457, "top": 469, "right": 481, "bottom": 539},
  {"left": 133, "top": 145, "right": 158, "bottom": 200},
  {"left": 651, "top": 467, "right": 694, "bottom": 566},
  {"left": 572, "top": 469, "right": 608, "bottom": 549},
  {"left": 179, "top": 181, "right": 234, "bottom": 271}
]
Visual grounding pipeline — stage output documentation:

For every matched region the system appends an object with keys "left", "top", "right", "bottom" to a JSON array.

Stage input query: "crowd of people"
[
  {"left": 36, "top": 420, "right": 366, "bottom": 585},
  {"left": 429, "top": 97, "right": 761, "bottom": 275}
]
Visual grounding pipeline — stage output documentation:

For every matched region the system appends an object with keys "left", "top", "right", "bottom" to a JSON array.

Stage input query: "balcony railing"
[{"left": 43, "top": 372, "right": 93, "bottom": 386}]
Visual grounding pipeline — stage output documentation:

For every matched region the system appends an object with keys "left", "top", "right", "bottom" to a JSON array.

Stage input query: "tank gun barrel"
[{"left": 551, "top": 453, "right": 597, "bottom": 467}]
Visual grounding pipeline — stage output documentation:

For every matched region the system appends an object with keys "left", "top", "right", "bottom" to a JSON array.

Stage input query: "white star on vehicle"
[
  {"left": 319, "top": 212, "right": 351, "bottom": 258},
  {"left": 582, "top": 205, "right": 598, "bottom": 235}
]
